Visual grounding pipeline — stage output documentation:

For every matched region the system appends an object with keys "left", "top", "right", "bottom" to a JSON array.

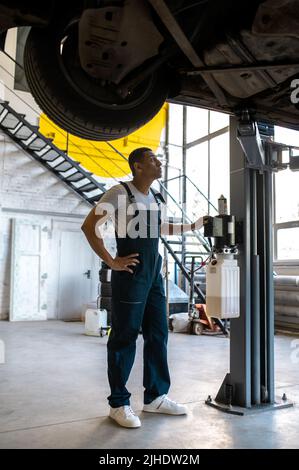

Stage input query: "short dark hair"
[{"left": 128, "top": 147, "right": 152, "bottom": 175}]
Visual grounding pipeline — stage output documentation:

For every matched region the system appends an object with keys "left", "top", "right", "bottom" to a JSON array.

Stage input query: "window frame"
[{"left": 273, "top": 174, "right": 299, "bottom": 264}]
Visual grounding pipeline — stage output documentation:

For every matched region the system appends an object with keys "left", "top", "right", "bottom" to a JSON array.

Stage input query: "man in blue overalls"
[{"left": 82, "top": 147, "right": 204, "bottom": 428}]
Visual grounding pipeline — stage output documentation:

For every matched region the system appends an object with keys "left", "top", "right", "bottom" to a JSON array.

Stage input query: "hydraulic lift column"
[{"left": 206, "top": 115, "right": 293, "bottom": 414}]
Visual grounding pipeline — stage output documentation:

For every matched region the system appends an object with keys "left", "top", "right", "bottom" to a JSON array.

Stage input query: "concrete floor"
[{"left": 0, "top": 321, "right": 298, "bottom": 449}]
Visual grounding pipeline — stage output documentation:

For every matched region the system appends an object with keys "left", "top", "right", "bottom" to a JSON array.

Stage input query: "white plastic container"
[
  {"left": 206, "top": 257, "right": 240, "bottom": 319},
  {"left": 81, "top": 302, "right": 97, "bottom": 322},
  {"left": 84, "top": 308, "right": 107, "bottom": 336}
]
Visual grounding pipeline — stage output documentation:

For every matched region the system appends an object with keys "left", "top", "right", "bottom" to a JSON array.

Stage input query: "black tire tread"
[
  {"left": 100, "top": 282, "right": 112, "bottom": 297},
  {"left": 24, "top": 28, "right": 169, "bottom": 141}
]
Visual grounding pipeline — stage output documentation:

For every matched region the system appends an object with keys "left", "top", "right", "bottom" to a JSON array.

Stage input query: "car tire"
[
  {"left": 100, "top": 269, "right": 111, "bottom": 283},
  {"left": 100, "top": 297, "right": 112, "bottom": 311},
  {"left": 192, "top": 322, "right": 204, "bottom": 336},
  {"left": 24, "top": 27, "right": 169, "bottom": 141},
  {"left": 100, "top": 282, "right": 112, "bottom": 297}
]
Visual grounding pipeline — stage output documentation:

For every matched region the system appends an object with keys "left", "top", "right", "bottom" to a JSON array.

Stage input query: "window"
[
  {"left": 210, "top": 111, "right": 229, "bottom": 134},
  {"left": 275, "top": 169, "right": 299, "bottom": 224},
  {"left": 277, "top": 227, "right": 299, "bottom": 260},
  {"left": 186, "top": 107, "right": 209, "bottom": 143},
  {"left": 274, "top": 126, "right": 299, "bottom": 262},
  {"left": 186, "top": 142, "right": 209, "bottom": 218},
  {"left": 210, "top": 132, "right": 230, "bottom": 213},
  {"left": 163, "top": 104, "right": 230, "bottom": 220}
]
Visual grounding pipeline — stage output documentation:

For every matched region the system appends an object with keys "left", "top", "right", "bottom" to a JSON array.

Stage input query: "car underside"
[{"left": 1, "top": 0, "right": 299, "bottom": 141}]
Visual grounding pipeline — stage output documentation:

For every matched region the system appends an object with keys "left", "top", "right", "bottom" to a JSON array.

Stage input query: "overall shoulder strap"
[
  {"left": 119, "top": 181, "right": 135, "bottom": 203},
  {"left": 150, "top": 188, "right": 166, "bottom": 206}
]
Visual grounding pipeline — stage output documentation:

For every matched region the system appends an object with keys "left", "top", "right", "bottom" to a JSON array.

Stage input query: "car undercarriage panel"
[
  {"left": 78, "top": 0, "right": 164, "bottom": 84},
  {"left": 2, "top": 0, "right": 299, "bottom": 138},
  {"left": 170, "top": 0, "right": 299, "bottom": 130}
]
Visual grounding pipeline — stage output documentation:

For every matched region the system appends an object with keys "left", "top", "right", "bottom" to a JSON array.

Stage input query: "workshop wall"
[{"left": 0, "top": 132, "right": 114, "bottom": 320}]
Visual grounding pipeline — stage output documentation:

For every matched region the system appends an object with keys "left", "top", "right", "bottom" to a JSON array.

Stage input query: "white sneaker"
[
  {"left": 143, "top": 395, "right": 188, "bottom": 415},
  {"left": 109, "top": 405, "right": 141, "bottom": 428}
]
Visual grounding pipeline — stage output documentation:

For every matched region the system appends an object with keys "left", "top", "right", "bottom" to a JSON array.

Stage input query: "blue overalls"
[{"left": 107, "top": 182, "right": 170, "bottom": 408}]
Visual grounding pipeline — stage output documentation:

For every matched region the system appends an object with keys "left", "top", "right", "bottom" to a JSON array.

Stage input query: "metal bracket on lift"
[
  {"left": 237, "top": 110, "right": 266, "bottom": 171},
  {"left": 237, "top": 110, "right": 299, "bottom": 172}
]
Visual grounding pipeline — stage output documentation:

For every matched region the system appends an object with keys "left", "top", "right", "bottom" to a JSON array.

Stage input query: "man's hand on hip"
[{"left": 110, "top": 253, "right": 140, "bottom": 274}]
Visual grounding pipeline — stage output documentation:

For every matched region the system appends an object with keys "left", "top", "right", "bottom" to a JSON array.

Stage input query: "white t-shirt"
[{"left": 95, "top": 181, "right": 165, "bottom": 238}]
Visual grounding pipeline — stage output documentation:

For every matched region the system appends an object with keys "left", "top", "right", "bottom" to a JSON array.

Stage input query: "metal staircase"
[{"left": 0, "top": 101, "right": 106, "bottom": 204}]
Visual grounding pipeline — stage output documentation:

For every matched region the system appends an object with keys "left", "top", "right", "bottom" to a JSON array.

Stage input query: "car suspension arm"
[{"left": 146, "top": 0, "right": 229, "bottom": 108}]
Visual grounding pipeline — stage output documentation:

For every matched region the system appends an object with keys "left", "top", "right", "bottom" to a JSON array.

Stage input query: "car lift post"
[{"left": 206, "top": 115, "right": 294, "bottom": 415}]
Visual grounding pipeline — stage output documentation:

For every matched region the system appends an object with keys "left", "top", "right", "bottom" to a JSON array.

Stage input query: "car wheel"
[
  {"left": 24, "top": 26, "right": 169, "bottom": 141},
  {"left": 100, "top": 269, "right": 111, "bottom": 283},
  {"left": 100, "top": 282, "right": 112, "bottom": 297},
  {"left": 192, "top": 322, "right": 204, "bottom": 336},
  {"left": 100, "top": 297, "right": 111, "bottom": 311}
]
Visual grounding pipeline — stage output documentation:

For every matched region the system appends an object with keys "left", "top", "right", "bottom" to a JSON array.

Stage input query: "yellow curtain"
[{"left": 39, "top": 104, "right": 168, "bottom": 178}]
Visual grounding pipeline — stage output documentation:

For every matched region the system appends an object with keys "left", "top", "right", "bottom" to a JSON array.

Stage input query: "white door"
[
  {"left": 57, "top": 229, "right": 98, "bottom": 320},
  {"left": 10, "top": 219, "right": 48, "bottom": 321}
]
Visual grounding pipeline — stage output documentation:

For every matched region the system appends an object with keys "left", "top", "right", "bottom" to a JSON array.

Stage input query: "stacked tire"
[{"left": 98, "top": 262, "right": 112, "bottom": 325}]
